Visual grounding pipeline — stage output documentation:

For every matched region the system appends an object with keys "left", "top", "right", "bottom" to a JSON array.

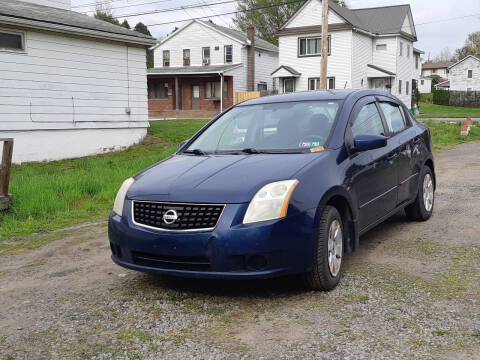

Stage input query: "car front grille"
[
  {"left": 132, "top": 201, "right": 225, "bottom": 231},
  {"left": 132, "top": 251, "right": 211, "bottom": 271}
]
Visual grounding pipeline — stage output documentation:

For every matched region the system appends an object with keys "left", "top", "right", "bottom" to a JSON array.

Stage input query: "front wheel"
[
  {"left": 405, "top": 166, "right": 434, "bottom": 221},
  {"left": 303, "top": 205, "right": 344, "bottom": 291}
]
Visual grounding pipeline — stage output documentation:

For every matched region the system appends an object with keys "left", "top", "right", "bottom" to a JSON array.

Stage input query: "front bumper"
[{"left": 108, "top": 201, "right": 317, "bottom": 279}]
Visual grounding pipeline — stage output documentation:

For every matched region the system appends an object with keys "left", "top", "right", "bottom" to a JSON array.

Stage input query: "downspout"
[{"left": 220, "top": 72, "right": 224, "bottom": 112}]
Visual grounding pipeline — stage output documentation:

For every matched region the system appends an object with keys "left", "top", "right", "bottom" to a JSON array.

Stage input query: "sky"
[{"left": 70, "top": 0, "right": 480, "bottom": 60}]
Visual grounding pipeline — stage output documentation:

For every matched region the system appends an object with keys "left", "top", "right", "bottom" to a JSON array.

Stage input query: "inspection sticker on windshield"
[
  {"left": 310, "top": 146, "right": 324, "bottom": 153},
  {"left": 300, "top": 141, "right": 320, "bottom": 148}
]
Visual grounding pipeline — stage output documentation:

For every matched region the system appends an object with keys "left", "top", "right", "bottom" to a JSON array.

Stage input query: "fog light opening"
[{"left": 247, "top": 255, "right": 268, "bottom": 271}]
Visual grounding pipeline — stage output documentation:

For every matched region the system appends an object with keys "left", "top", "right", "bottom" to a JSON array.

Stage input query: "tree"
[
  {"left": 94, "top": 10, "right": 121, "bottom": 26},
  {"left": 134, "top": 22, "right": 152, "bottom": 36},
  {"left": 455, "top": 31, "right": 480, "bottom": 60},
  {"left": 121, "top": 20, "right": 131, "bottom": 29},
  {"left": 432, "top": 47, "right": 454, "bottom": 62},
  {"left": 233, "top": 0, "right": 346, "bottom": 46}
]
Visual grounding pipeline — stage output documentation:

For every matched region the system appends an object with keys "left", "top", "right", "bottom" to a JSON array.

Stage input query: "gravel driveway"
[{"left": 1, "top": 142, "right": 479, "bottom": 360}]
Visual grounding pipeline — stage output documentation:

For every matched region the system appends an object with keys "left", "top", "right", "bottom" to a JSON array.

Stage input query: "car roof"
[{"left": 236, "top": 89, "right": 398, "bottom": 106}]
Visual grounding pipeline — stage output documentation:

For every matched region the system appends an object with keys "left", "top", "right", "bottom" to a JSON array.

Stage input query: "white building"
[
  {"left": 272, "top": 0, "right": 418, "bottom": 108},
  {"left": 0, "top": 0, "right": 156, "bottom": 163},
  {"left": 448, "top": 55, "right": 480, "bottom": 91},
  {"left": 148, "top": 20, "right": 278, "bottom": 119},
  {"left": 418, "top": 77, "right": 433, "bottom": 94},
  {"left": 421, "top": 61, "right": 453, "bottom": 78}
]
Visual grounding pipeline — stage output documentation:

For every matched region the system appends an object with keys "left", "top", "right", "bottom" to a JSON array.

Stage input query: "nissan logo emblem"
[{"left": 163, "top": 209, "right": 178, "bottom": 224}]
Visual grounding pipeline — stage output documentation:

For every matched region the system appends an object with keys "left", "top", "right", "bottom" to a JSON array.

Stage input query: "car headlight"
[
  {"left": 113, "top": 177, "right": 135, "bottom": 216},
  {"left": 243, "top": 180, "right": 299, "bottom": 224}
]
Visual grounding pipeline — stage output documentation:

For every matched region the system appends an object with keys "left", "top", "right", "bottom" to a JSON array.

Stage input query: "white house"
[
  {"left": 0, "top": 0, "right": 156, "bottom": 163},
  {"left": 148, "top": 20, "right": 278, "bottom": 119},
  {"left": 447, "top": 55, "right": 480, "bottom": 91},
  {"left": 272, "top": 0, "right": 419, "bottom": 108},
  {"left": 418, "top": 77, "right": 433, "bottom": 93},
  {"left": 421, "top": 61, "right": 453, "bottom": 78}
]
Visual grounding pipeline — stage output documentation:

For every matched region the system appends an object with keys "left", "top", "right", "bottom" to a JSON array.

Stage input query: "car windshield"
[{"left": 185, "top": 100, "right": 341, "bottom": 154}]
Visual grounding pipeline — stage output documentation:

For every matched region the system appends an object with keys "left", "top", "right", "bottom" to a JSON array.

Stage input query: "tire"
[
  {"left": 303, "top": 205, "right": 344, "bottom": 291},
  {"left": 405, "top": 166, "right": 435, "bottom": 221}
]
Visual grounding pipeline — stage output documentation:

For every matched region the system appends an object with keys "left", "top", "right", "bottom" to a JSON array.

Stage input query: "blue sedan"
[{"left": 108, "top": 89, "right": 435, "bottom": 290}]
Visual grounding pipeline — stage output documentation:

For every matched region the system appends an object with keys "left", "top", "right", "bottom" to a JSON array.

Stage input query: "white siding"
[
  {"left": 255, "top": 49, "right": 278, "bottom": 90},
  {"left": 421, "top": 68, "right": 449, "bottom": 78},
  {"left": 278, "top": 30, "right": 352, "bottom": 92},
  {"left": 286, "top": 0, "right": 345, "bottom": 28},
  {"left": 372, "top": 37, "right": 397, "bottom": 74},
  {"left": 351, "top": 31, "right": 372, "bottom": 89},
  {"left": 153, "top": 22, "right": 243, "bottom": 67},
  {"left": 20, "top": 0, "right": 71, "bottom": 10},
  {"left": 0, "top": 28, "right": 149, "bottom": 129},
  {"left": 401, "top": 15, "right": 413, "bottom": 35},
  {"left": 449, "top": 57, "right": 480, "bottom": 91},
  {"left": 418, "top": 78, "right": 432, "bottom": 93},
  {"left": 395, "top": 37, "right": 414, "bottom": 108}
]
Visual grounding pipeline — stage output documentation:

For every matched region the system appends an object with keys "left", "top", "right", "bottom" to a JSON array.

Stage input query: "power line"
[
  {"left": 78, "top": 0, "right": 177, "bottom": 11},
  {"left": 72, "top": 0, "right": 162, "bottom": 9},
  {"left": 113, "top": 0, "right": 238, "bottom": 19}
]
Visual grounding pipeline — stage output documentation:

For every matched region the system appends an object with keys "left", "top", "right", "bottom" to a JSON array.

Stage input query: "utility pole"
[{"left": 320, "top": 0, "right": 329, "bottom": 90}]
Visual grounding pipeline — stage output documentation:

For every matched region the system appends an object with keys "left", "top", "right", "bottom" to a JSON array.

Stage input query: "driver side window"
[{"left": 351, "top": 103, "right": 385, "bottom": 137}]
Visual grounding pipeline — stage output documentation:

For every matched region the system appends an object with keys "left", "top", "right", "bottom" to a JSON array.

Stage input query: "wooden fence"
[
  {"left": 235, "top": 90, "right": 279, "bottom": 104},
  {"left": 433, "top": 89, "right": 480, "bottom": 107},
  {"left": 0, "top": 138, "right": 14, "bottom": 211}
]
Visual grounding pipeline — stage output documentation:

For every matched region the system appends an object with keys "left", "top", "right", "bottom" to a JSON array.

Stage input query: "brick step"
[{"left": 149, "top": 110, "right": 219, "bottom": 119}]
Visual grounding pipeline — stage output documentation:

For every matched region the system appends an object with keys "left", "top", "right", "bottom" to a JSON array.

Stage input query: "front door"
[
  {"left": 347, "top": 97, "right": 398, "bottom": 230},
  {"left": 192, "top": 85, "right": 200, "bottom": 110}
]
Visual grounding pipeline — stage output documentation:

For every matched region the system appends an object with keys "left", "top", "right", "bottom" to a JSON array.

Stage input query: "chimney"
[{"left": 247, "top": 25, "right": 255, "bottom": 92}]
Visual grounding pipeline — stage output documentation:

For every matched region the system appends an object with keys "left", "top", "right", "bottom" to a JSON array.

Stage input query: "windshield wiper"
[
  {"left": 241, "top": 148, "right": 260, "bottom": 154},
  {"left": 183, "top": 149, "right": 206, "bottom": 155}
]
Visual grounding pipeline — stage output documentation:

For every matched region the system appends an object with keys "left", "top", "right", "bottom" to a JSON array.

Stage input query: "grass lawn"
[
  {"left": 0, "top": 119, "right": 479, "bottom": 243},
  {"left": 418, "top": 102, "right": 480, "bottom": 118},
  {"left": 0, "top": 120, "right": 208, "bottom": 242}
]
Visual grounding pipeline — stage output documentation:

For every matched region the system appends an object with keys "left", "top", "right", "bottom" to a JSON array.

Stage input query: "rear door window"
[{"left": 379, "top": 102, "right": 407, "bottom": 134}]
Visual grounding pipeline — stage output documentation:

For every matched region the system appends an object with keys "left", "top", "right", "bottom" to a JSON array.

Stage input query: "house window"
[
  {"left": 284, "top": 78, "right": 295, "bottom": 93},
  {"left": 432, "top": 69, "right": 436, "bottom": 74},
  {"left": 407, "top": 44, "right": 410, "bottom": 58},
  {"left": 0, "top": 30, "right": 25, "bottom": 52},
  {"left": 205, "top": 81, "right": 227, "bottom": 99},
  {"left": 224, "top": 45, "right": 233, "bottom": 63},
  {"left": 467, "top": 88, "right": 472, "bottom": 92},
  {"left": 308, "top": 77, "right": 335, "bottom": 90},
  {"left": 398, "top": 80, "right": 402, "bottom": 94},
  {"left": 202, "top": 47, "right": 210, "bottom": 65},
  {"left": 406, "top": 81, "right": 409, "bottom": 95},
  {"left": 298, "top": 36, "right": 331, "bottom": 56},
  {"left": 421, "top": 80, "right": 424, "bottom": 85},
  {"left": 399, "top": 42, "right": 403, "bottom": 56},
  {"left": 183, "top": 49, "right": 190, "bottom": 66},
  {"left": 257, "top": 82, "right": 267, "bottom": 91},
  {"left": 415, "top": 55, "right": 419, "bottom": 69},
  {"left": 162, "top": 50, "right": 170, "bottom": 67},
  {"left": 468, "top": 70, "right": 473, "bottom": 78},
  {"left": 148, "top": 82, "right": 169, "bottom": 99},
  {"left": 376, "top": 44, "right": 387, "bottom": 51}
]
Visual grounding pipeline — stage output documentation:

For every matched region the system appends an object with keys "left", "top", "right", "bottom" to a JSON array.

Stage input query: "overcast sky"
[{"left": 71, "top": 0, "right": 480, "bottom": 60}]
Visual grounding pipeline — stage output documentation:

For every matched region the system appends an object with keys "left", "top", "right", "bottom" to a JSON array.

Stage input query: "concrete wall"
[{"left": 8, "top": 127, "right": 146, "bottom": 164}]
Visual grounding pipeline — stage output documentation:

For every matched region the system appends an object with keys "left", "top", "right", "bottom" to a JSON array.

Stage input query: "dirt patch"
[{"left": 0, "top": 142, "right": 479, "bottom": 359}]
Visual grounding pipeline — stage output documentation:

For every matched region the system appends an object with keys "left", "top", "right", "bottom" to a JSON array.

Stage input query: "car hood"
[{"left": 128, "top": 153, "right": 323, "bottom": 203}]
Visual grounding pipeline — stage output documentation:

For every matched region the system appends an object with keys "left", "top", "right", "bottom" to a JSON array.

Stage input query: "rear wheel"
[
  {"left": 303, "top": 205, "right": 344, "bottom": 291},
  {"left": 405, "top": 166, "right": 434, "bottom": 221}
]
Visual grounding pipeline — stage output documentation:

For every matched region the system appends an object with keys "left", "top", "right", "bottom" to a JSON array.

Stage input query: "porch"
[{"left": 147, "top": 65, "right": 237, "bottom": 119}]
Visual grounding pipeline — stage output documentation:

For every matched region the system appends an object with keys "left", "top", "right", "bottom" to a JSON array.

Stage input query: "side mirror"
[{"left": 352, "top": 134, "right": 387, "bottom": 153}]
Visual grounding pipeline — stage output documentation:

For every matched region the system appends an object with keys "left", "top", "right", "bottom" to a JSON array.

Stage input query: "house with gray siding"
[
  {"left": 272, "top": 0, "right": 418, "bottom": 107},
  {"left": 421, "top": 61, "right": 454, "bottom": 79},
  {"left": 148, "top": 20, "right": 278, "bottom": 119},
  {"left": 0, "top": 0, "right": 156, "bottom": 163},
  {"left": 447, "top": 55, "right": 480, "bottom": 91}
]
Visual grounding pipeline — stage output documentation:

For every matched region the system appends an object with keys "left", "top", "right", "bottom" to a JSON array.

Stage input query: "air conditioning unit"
[{"left": 203, "top": 58, "right": 210, "bottom": 66}]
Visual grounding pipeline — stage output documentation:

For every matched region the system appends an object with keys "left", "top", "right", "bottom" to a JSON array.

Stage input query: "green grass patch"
[
  {"left": 0, "top": 120, "right": 207, "bottom": 242},
  {"left": 419, "top": 93, "right": 433, "bottom": 103},
  {"left": 418, "top": 102, "right": 480, "bottom": 118},
  {"left": 425, "top": 121, "right": 480, "bottom": 151}
]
